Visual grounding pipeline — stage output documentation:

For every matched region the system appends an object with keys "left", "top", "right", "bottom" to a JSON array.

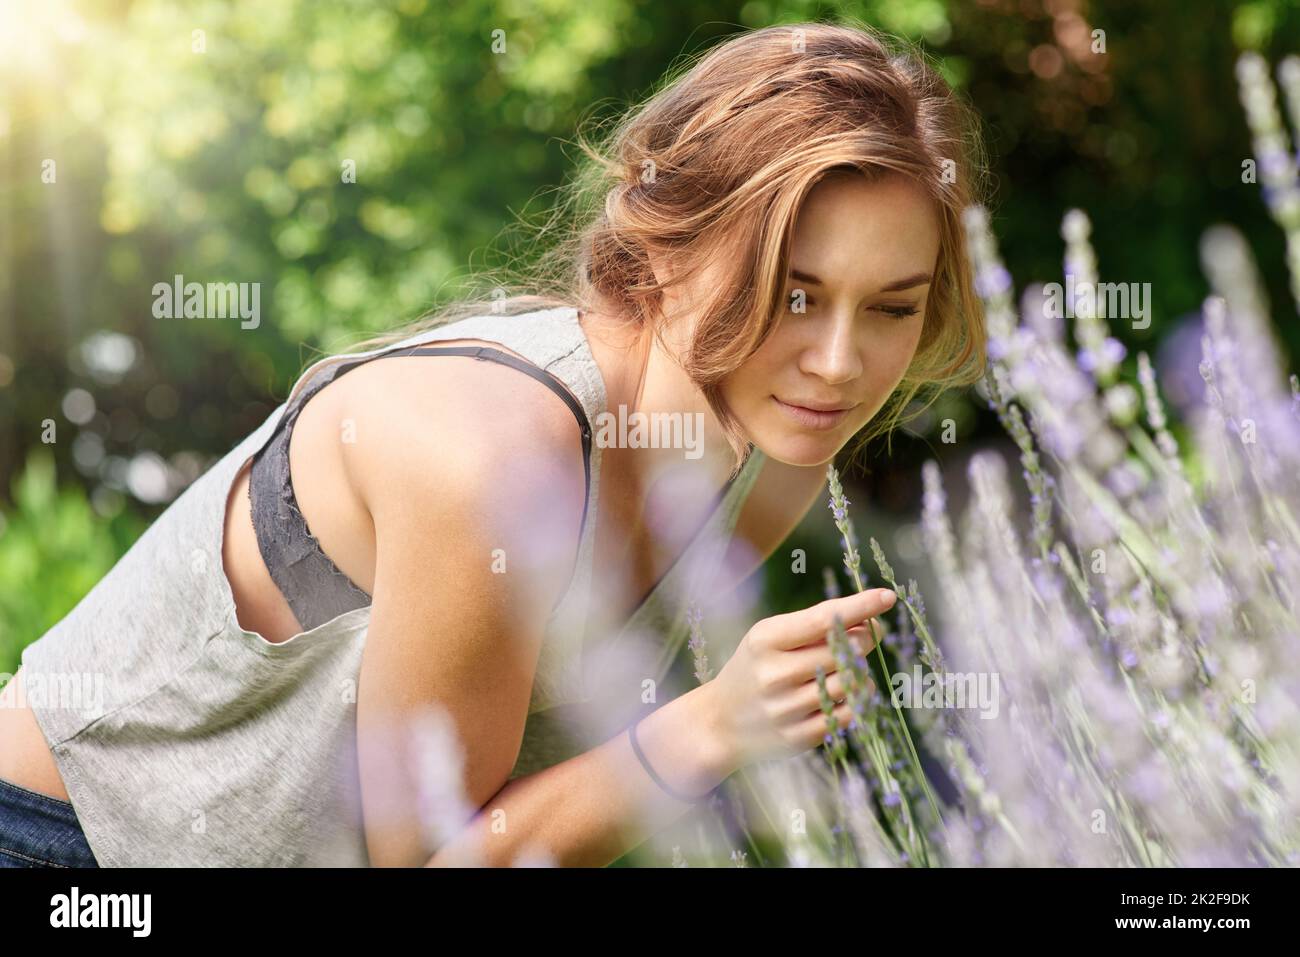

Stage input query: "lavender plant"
[{"left": 736, "top": 51, "right": 1300, "bottom": 868}]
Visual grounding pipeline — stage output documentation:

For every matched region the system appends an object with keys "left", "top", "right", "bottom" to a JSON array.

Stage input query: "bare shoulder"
[{"left": 335, "top": 352, "right": 589, "bottom": 605}]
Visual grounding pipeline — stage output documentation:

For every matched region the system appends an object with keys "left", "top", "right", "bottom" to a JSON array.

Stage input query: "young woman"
[{"left": 0, "top": 21, "right": 985, "bottom": 867}]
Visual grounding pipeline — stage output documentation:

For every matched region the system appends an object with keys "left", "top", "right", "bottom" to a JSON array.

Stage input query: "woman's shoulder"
[{"left": 327, "top": 348, "right": 589, "bottom": 557}]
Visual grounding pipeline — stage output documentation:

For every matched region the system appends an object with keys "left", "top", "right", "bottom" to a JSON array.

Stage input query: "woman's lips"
[{"left": 773, "top": 396, "right": 855, "bottom": 430}]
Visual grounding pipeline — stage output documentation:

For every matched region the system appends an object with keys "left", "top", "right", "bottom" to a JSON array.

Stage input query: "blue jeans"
[{"left": 0, "top": 776, "right": 99, "bottom": 867}]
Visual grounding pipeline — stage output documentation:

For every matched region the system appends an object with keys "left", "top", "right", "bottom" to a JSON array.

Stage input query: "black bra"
[{"left": 247, "top": 345, "right": 593, "bottom": 633}]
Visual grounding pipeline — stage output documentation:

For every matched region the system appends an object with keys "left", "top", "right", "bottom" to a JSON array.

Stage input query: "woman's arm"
[
  {"left": 347, "top": 356, "right": 597, "bottom": 867},
  {"left": 426, "top": 679, "right": 737, "bottom": 867},
  {"left": 429, "top": 585, "right": 899, "bottom": 867}
]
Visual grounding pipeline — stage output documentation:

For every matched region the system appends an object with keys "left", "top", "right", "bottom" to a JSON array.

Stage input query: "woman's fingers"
[
  {"left": 778, "top": 670, "right": 877, "bottom": 719},
  {"left": 773, "top": 621, "right": 882, "bottom": 686},
  {"left": 764, "top": 588, "right": 897, "bottom": 651},
  {"left": 789, "top": 699, "right": 859, "bottom": 748}
]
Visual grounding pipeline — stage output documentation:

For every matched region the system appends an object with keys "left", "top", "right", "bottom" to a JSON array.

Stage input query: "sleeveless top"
[
  {"left": 19, "top": 305, "right": 767, "bottom": 867},
  {"left": 246, "top": 341, "right": 600, "bottom": 630}
]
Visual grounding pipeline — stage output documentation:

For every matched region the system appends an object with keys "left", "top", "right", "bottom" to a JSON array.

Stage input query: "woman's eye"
[
  {"left": 786, "top": 292, "right": 918, "bottom": 319},
  {"left": 787, "top": 290, "right": 809, "bottom": 308},
  {"left": 877, "top": 305, "right": 919, "bottom": 319}
]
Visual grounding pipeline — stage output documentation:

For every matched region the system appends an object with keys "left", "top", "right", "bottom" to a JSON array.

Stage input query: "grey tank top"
[
  {"left": 19, "top": 305, "right": 767, "bottom": 867},
  {"left": 247, "top": 343, "right": 600, "bottom": 631}
]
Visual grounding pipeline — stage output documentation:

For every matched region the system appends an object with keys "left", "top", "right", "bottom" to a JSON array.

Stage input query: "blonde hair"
[{"left": 317, "top": 19, "right": 990, "bottom": 474}]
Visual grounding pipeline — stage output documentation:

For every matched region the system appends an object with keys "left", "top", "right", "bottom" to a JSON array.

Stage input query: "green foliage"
[{"left": 0, "top": 448, "right": 146, "bottom": 672}]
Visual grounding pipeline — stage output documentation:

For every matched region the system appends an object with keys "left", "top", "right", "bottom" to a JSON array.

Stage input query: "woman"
[{"left": 0, "top": 20, "right": 985, "bottom": 867}]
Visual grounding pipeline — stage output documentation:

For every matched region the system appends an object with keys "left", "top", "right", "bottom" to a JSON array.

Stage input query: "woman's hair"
[{"left": 315, "top": 19, "right": 990, "bottom": 474}]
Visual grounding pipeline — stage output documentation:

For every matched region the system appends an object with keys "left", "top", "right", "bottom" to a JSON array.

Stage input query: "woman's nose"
[{"left": 801, "top": 315, "right": 863, "bottom": 384}]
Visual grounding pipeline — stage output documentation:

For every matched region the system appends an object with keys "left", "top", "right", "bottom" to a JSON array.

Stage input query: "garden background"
[{"left": 3, "top": 0, "right": 1299, "bottom": 671}]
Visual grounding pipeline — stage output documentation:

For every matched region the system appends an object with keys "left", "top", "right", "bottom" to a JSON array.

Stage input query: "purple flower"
[
  {"left": 1078, "top": 339, "right": 1124, "bottom": 374},
  {"left": 1032, "top": 568, "right": 1063, "bottom": 600},
  {"left": 1044, "top": 418, "right": 1085, "bottom": 460},
  {"left": 1102, "top": 336, "right": 1127, "bottom": 365},
  {"left": 1104, "top": 462, "right": 1143, "bottom": 498},
  {"left": 976, "top": 264, "right": 1013, "bottom": 298},
  {"left": 1259, "top": 147, "right": 1292, "bottom": 179}
]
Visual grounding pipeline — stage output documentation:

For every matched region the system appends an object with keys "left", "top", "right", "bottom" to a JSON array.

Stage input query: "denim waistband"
[{"left": 0, "top": 776, "right": 99, "bottom": 867}]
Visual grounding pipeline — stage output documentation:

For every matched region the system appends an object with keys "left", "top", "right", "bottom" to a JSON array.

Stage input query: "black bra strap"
[{"left": 381, "top": 344, "right": 595, "bottom": 586}]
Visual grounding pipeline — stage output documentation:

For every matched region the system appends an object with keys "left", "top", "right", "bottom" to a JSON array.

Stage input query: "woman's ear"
[
  {"left": 646, "top": 248, "right": 676, "bottom": 297},
  {"left": 646, "top": 248, "right": 692, "bottom": 333}
]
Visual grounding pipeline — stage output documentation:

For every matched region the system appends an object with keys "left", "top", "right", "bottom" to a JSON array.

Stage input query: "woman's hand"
[{"left": 704, "top": 588, "right": 897, "bottom": 770}]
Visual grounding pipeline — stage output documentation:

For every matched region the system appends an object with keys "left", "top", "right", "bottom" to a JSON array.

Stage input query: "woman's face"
[{"left": 721, "top": 171, "right": 942, "bottom": 467}]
